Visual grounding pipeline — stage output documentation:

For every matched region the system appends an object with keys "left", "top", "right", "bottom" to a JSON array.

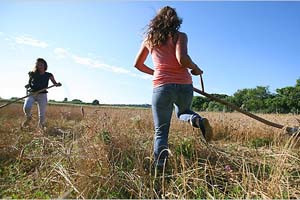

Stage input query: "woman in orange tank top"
[{"left": 134, "top": 6, "right": 213, "bottom": 171}]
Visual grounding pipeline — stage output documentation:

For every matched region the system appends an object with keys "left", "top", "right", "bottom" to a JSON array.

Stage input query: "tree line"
[
  {"left": 48, "top": 98, "right": 100, "bottom": 105},
  {"left": 2, "top": 79, "right": 299, "bottom": 113},
  {"left": 192, "top": 79, "right": 300, "bottom": 114}
]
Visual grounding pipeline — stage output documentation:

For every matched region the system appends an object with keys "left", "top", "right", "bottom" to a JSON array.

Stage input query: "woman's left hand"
[{"left": 191, "top": 66, "right": 203, "bottom": 75}]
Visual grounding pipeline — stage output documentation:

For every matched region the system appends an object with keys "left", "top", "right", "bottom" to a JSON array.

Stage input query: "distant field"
[
  {"left": 0, "top": 99, "right": 151, "bottom": 109},
  {"left": 0, "top": 103, "right": 299, "bottom": 198}
]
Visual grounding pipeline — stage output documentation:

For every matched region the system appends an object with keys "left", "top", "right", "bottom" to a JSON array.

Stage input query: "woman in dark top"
[{"left": 23, "top": 58, "right": 61, "bottom": 129}]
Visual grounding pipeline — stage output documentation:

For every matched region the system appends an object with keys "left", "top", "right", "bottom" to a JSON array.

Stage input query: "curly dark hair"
[
  {"left": 33, "top": 58, "right": 48, "bottom": 72},
  {"left": 146, "top": 6, "right": 182, "bottom": 48}
]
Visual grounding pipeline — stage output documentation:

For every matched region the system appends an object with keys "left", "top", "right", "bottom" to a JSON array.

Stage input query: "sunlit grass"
[{"left": 0, "top": 104, "right": 299, "bottom": 198}]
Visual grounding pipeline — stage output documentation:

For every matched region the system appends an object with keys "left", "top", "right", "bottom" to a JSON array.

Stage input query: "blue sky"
[{"left": 0, "top": 1, "right": 299, "bottom": 104}]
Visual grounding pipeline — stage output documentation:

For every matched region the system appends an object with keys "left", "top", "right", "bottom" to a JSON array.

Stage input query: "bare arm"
[
  {"left": 134, "top": 42, "right": 154, "bottom": 75},
  {"left": 176, "top": 33, "right": 203, "bottom": 75},
  {"left": 50, "top": 75, "right": 62, "bottom": 86}
]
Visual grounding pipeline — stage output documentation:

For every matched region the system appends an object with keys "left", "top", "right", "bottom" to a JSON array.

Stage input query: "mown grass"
[{"left": 0, "top": 104, "right": 299, "bottom": 199}]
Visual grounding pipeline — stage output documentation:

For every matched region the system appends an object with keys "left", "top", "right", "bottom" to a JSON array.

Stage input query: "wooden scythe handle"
[
  {"left": 193, "top": 76, "right": 284, "bottom": 130},
  {"left": 0, "top": 85, "right": 57, "bottom": 109}
]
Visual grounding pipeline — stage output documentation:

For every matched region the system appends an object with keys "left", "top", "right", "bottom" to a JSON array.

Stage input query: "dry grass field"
[{"left": 0, "top": 103, "right": 299, "bottom": 199}]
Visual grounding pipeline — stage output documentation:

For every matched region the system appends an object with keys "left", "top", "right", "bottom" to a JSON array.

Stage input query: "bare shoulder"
[
  {"left": 142, "top": 39, "right": 151, "bottom": 51},
  {"left": 176, "top": 32, "right": 188, "bottom": 43},
  {"left": 142, "top": 39, "right": 149, "bottom": 48},
  {"left": 177, "top": 31, "right": 188, "bottom": 39}
]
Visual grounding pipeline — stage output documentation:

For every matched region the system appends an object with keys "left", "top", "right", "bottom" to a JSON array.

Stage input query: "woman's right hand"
[{"left": 191, "top": 65, "right": 203, "bottom": 76}]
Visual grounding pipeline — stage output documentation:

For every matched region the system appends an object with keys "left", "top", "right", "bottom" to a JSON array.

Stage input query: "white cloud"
[
  {"left": 107, "top": 65, "right": 130, "bottom": 74},
  {"left": 72, "top": 55, "right": 95, "bottom": 66},
  {"left": 133, "top": 73, "right": 152, "bottom": 80},
  {"left": 14, "top": 35, "right": 48, "bottom": 48},
  {"left": 54, "top": 48, "right": 70, "bottom": 58},
  {"left": 72, "top": 54, "right": 131, "bottom": 74},
  {"left": 53, "top": 48, "right": 150, "bottom": 79},
  {"left": 2, "top": 33, "right": 151, "bottom": 80}
]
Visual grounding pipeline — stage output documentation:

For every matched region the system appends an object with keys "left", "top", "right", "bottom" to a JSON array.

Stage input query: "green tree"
[
  {"left": 192, "top": 79, "right": 299, "bottom": 114},
  {"left": 232, "top": 89, "right": 249, "bottom": 107},
  {"left": 232, "top": 86, "right": 272, "bottom": 112},
  {"left": 276, "top": 84, "right": 300, "bottom": 113},
  {"left": 192, "top": 96, "right": 208, "bottom": 111},
  {"left": 92, "top": 99, "right": 100, "bottom": 105},
  {"left": 207, "top": 101, "right": 224, "bottom": 112},
  {"left": 71, "top": 99, "right": 83, "bottom": 104}
]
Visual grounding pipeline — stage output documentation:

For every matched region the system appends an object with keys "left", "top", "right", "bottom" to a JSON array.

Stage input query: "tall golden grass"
[{"left": 0, "top": 103, "right": 299, "bottom": 198}]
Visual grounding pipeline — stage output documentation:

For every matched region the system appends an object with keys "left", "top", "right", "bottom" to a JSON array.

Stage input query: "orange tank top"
[{"left": 147, "top": 36, "right": 192, "bottom": 88}]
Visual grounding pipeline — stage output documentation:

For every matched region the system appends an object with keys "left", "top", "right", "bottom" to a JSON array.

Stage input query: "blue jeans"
[
  {"left": 152, "top": 83, "right": 201, "bottom": 165},
  {"left": 23, "top": 93, "right": 48, "bottom": 127}
]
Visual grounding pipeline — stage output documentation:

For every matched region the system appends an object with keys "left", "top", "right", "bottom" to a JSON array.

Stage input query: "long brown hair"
[
  {"left": 33, "top": 58, "right": 48, "bottom": 73},
  {"left": 145, "top": 6, "right": 182, "bottom": 48}
]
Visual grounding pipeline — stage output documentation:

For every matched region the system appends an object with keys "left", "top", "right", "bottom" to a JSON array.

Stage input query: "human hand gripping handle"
[
  {"left": 55, "top": 82, "right": 62, "bottom": 87},
  {"left": 190, "top": 64, "right": 203, "bottom": 76}
]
